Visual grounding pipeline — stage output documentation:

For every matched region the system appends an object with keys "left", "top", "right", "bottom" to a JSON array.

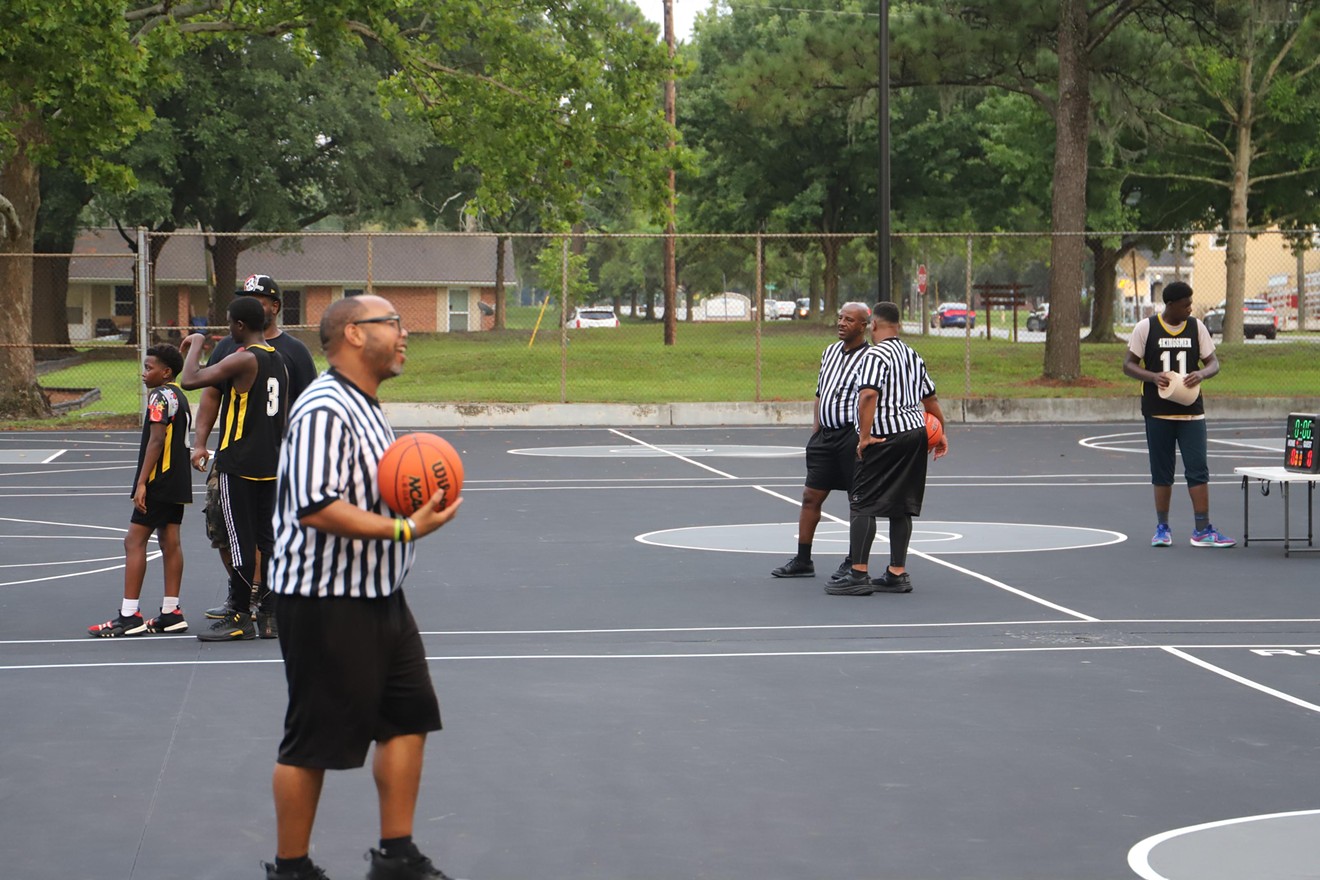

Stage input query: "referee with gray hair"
[
  {"left": 265, "top": 295, "right": 462, "bottom": 880},
  {"left": 771, "top": 302, "right": 872, "bottom": 580},
  {"left": 827, "top": 301, "right": 948, "bottom": 596}
]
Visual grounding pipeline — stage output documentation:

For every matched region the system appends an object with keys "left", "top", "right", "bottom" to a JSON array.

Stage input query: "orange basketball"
[
  {"left": 924, "top": 412, "right": 945, "bottom": 450},
  {"left": 377, "top": 433, "right": 464, "bottom": 516}
]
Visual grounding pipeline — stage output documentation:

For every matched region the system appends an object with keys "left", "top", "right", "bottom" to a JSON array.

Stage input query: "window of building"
[
  {"left": 114, "top": 285, "right": 135, "bottom": 317},
  {"left": 344, "top": 288, "right": 364, "bottom": 298},
  {"left": 448, "top": 288, "right": 470, "bottom": 332},
  {"left": 282, "top": 289, "right": 302, "bottom": 326}
]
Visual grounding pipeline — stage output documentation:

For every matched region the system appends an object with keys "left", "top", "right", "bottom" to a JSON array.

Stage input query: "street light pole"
[{"left": 878, "top": 0, "right": 890, "bottom": 304}]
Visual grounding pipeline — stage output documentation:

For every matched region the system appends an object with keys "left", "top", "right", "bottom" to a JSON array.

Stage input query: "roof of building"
[{"left": 68, "top": 229, "right": 517, "bottom": 287}]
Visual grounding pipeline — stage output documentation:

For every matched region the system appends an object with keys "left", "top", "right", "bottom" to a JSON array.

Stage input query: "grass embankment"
[{"left": 13, "top": 311, "right": 1317, "bottom": 428}]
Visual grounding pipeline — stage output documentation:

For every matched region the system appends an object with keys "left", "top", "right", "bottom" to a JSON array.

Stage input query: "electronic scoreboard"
[{"left": 1284, "top": 412, "right": 1319, "bottom": 473}]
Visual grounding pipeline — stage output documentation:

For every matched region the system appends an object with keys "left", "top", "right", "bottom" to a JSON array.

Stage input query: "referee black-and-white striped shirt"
[
  {"left": 815, "top": 340, "right": 871, "bottom": 429},
  {"left": 854, "top": 337, "right": 936, "bottom": 436},
  {"left": 270, "top": 369, "right": 413, "bottom": 598}
]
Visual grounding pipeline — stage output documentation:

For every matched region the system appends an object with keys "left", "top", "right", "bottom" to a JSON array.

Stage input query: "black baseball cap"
[{"left": 237, "top": 274, "right": 281, "bottom": 299}]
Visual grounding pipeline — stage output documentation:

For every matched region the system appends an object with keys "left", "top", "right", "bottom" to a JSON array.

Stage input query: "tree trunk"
[
  {"left": 1222, "top": 64, "right": 1254, "bottom": 345},
  {"left": 820, "top": 237, "right": 840, "bottom": 318},
  {"left": 1084, "top": 239, "right": 1122, "bottom": 343},
  {"left": 1042, "top": 0, "right": 1090, "bottom": 381},
  {"left": 32, "top": 252, "right": 75, "bottom": 359},
  {"left": 208, "top": 235, "right": 242, "bottom": 328},
  {"left": 494, "top": 234, "right": 508, "bottom": 330},
  {"left": 0, "top": 115, "right": 53, "bottom": 419}
]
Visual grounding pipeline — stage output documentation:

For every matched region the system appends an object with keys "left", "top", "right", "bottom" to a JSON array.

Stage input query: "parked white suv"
[{"left": 566, "top": 306, "right": 620, "bottom": 329}]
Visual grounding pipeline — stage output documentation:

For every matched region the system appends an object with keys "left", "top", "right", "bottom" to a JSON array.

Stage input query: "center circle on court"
[
  {"left": 1129, "top": 809, "right": 1320, "bottom": 880},
  {"left": 636, "top": 521, "right": 1125, "bottom": 554},
  {"left": 509, "top": 444, "right": 802, "bottom": 458}
]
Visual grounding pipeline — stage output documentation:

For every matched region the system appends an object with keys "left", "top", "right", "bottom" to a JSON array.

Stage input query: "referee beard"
[{"left": 268, "top": 295, "right": 462, "bottom": 880}]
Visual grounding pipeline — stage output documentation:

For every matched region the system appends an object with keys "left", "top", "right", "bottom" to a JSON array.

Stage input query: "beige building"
[{"left": 1116, "top": 231, "right": 1320, "bottom": 327}]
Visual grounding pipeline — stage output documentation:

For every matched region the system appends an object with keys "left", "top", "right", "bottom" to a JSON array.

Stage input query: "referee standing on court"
[
  {"left": 264, "top": 295, "right": 462, "bottom": 880},
  {"left": 827, "top": 301, "right": 948, "bottom": 596},
  {"left": 771, "top": 302, "right": 871, "bottom": 580}
]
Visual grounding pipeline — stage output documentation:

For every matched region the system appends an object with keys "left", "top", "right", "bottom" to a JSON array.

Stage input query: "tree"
[
  {"left": 1139, "top": 0, "right": 1320, "bottom": 342},
  {"left": 1, "top": 0, "right": 676, "bottom": 418},
  {"left": 681, "top": 0, "right": 878, "bottom": 319},
  {"left": 899, "top": 0, "right": 1151, "bottom": 379}
]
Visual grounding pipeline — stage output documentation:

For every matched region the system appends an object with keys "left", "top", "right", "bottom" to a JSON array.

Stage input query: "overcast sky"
[{"left": 635, "top": 0, "right": 701, "bottom": 42}]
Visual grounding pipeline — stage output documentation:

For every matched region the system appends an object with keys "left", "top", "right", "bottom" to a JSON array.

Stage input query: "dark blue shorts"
[{"left": 1144, "top": 417, "right": 1210, "bottom": 487}]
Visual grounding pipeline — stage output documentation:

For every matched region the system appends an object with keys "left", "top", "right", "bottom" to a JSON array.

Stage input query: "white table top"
[{"left": 1234, "top": 465, "right": 1320, "bottom": 483}]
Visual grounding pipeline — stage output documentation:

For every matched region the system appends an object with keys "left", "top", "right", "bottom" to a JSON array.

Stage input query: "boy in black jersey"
[
  {"left": 180, "top": 296, "right": 290, "bottom": 640},
  {"left": 88, "top": 345, "right": 193, "bottom": 637},
  {"left": 1123, "top": 281, "right": 1234, "bottom": 548}
]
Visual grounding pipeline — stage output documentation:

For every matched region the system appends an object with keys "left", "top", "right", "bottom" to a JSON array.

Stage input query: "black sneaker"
[
  {"left": 870, "top": 569, "right": 913, "bottom": 593},
  {"left": 771, "top": 557, "right": 814, "bottom": 578},
  {"left": 196, "top": 610, "right": 256, "bottom": 641},
  {"left": 832, "top": 557, "right": 853, "bottom": 579},
  {"left": 824, "top": 569, "right": 875, "bottom": 596},
  {"left": 263, "top": 860, "right": 332, "bottom": 880},
  {"left": 204, "top": 600, "right": 235, "bottom": 620},
  {"left": 256, "top": 595, "right": 278, "bottom": 640},
  {"left": 88, "top": 612, "right": 147, "bottom": 638},
  {"left": 366, "top": 847, "right": 455, "bottom": 880},
  {"left": 145, "top": 608, "right": 188, "bottom": 633}
]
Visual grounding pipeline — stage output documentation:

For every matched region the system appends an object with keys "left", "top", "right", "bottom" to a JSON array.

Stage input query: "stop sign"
[{"left": 916, "top": 264, "right": 928, "bottom": 295}]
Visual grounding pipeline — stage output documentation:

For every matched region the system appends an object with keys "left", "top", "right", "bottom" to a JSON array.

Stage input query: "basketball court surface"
[{"left": 2, "top": 420, "right": 1318, "bottom": 880}]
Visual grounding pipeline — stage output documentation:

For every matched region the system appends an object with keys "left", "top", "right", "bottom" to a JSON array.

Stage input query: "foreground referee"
[
  {"left": 827, "top": 300, "right": 948, "bottom": 596},
  {"left": 265, "top": 296, "right": 462, "bottom": 880}
]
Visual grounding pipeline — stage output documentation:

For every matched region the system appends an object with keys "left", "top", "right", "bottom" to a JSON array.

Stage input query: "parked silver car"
[{"left": 1202, "top": 299, "right": 1277, "bottom": 339}]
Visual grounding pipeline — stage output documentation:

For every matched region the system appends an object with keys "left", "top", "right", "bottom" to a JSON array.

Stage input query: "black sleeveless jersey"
[
  {"left": 136, "top": 383, "right": 193, "bottom": 504},
  {"left": 1141, "top": 316, "right": 1205, "bottom": 417},
  {"left": 214, "top": 343, "right": 289, "bottom": 479}
]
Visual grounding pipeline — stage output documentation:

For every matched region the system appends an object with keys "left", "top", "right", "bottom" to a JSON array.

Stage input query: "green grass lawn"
[{"left": 14, "top": 317, "right": 1318, "bottom": 428}]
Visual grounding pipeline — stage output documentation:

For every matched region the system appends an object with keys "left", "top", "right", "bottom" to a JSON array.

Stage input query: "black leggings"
[{"left": 849, "top": 513, "right": 913, "bottom": 570}]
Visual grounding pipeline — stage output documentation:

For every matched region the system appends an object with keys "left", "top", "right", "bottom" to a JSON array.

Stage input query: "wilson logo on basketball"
[{"left": 378, "top": 433, "right": 465, "bottom": 516}]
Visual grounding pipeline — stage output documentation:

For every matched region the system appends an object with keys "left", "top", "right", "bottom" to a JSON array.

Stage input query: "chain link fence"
[{"left": 6, "top": 228, "right": 1320, "bottom": 423}]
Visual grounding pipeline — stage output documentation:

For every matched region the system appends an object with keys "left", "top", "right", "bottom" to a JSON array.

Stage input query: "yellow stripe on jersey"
[
  {"left": 219, "top": 387, "right": 249, "bottom": 451},
  {"left": 158, "top": 421, "right": 174, "bottom": 477}
]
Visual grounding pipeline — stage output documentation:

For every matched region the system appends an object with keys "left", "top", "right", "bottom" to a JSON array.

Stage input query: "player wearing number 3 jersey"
[
  {"left": 180, "top": 296, "right": 291, "bottom": 640},
  {"left": 1123, "top": 281, "right": 1233, "bottom": 549}
]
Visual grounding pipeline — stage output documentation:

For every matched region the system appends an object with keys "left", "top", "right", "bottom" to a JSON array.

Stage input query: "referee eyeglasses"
[{"left": 352, "top": 313, "right": 403, "bottom": 332}]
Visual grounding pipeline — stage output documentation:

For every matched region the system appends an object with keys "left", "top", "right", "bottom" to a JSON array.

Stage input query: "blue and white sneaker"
[
  {"left": 1190, "top": 525, "right": 1235, "bottom": 548},
  {"left": 1151, "top": 523, "right": 1172, "bottom": 547}
]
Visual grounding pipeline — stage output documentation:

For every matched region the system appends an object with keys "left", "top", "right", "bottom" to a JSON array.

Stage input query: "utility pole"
[
  {"left": 878, "top": 0, "right": 890, "bottom": 303},
  {"left": 663, "top": 0, "right": 678, "bottom": 345}
]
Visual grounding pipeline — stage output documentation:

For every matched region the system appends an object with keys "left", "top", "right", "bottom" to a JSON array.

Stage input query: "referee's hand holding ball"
[{"left": 408, "top": 489, "right": 462, "bottom": 539}]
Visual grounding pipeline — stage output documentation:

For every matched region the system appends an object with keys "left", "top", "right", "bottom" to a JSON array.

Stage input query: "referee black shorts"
[
  {"left": 275, "top": 591, "right": 442, "bottom": 770},
  {"left": 804, "top": 425, "right": 857, "bottom": 492},
  {"left": 850, "top": 427, "right": 928, "bottom": 517}
]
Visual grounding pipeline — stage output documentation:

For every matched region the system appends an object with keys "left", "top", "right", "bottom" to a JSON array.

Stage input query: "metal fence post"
[
  {"left": 560, "top": 236, "right": 568, "bottom": 404},
  {"left": 754, "top": 232, "right": 763, "bottom": 402},
  {"left": 136, "top": 226, "right": 150, "bottom": 415},
  {"left": 964, "top": 234, "right": 972, "bottom": 398}
]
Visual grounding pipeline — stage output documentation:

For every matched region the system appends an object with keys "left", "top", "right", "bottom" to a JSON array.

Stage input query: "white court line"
[
  {"left": 1160, "top": 646, "right": 1320, "bottom": 714},
  {"left": 8, "top": 617, "right": 1320, "bottom": 645},
  {"left": 609, "top": 428, "right": 1100, "bottom": 622},
  {"left": 10, "top": 642, "right": 1320, "bottom": 673},
  {"left": 1127, "top": 809, "right": 1320, "bottom": 880},
  {"left": 41, "top": 450, "right": 66, "bottom": 463},
  {"left": 0, "top": 465, "right": 135, "bottom": 478}
]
